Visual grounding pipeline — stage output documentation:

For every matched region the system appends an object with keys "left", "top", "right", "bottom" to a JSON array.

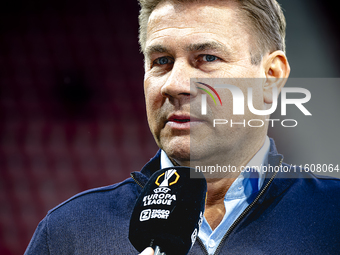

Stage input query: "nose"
[{"left": 161, "top": 59, "right": 198, "bottom": 102}]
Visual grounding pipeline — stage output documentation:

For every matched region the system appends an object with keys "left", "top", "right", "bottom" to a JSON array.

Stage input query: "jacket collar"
[
  {"left": 130, "top": 149, "right": 162, "bottom": 187},
  {"left": 132, "top": 138, "right": 285, "bottom": 188},
  {"left": 257, "top": 138, "right": 297, "bottom": 204}
]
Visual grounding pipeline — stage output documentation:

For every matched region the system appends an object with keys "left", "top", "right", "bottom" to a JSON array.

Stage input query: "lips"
[
  {"left": 166, "top": 114, "right": 202, "bottom": 129},
  {"left": 168, "top": 115, "right": 190, "bottom": 123}
]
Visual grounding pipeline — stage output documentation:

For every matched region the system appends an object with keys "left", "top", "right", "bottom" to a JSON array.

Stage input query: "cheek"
[
  {"left": 144, "top": 84, "right": 161, "bottom": 113},
  {"left": 144, "top": 81, "right": 163, "bottom": 130},
  {"left": 248, "top": 89, "right": 264, "bottom": 107},
  {"left": 213, "top": 79, "right": 265, "bottom": 118},
  {"left": 144, "top": 72, "right": 169, "bottom": 106}
]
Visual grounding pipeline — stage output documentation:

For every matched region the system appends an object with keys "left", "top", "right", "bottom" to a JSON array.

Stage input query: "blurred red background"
[{"left": 0, "top": 1, "right": 158, "bottom": 254}]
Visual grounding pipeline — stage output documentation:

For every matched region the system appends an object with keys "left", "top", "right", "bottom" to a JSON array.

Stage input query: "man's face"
[{"left": 143, "top": 0, "right": 268, "bottom": 166}]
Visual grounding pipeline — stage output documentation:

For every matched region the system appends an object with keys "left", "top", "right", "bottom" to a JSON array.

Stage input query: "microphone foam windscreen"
[{"left": 129, "top": 167, "right": 207, "bottom": 255}]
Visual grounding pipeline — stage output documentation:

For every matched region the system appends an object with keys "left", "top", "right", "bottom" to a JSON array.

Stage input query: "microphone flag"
[{"left": 129, "top": 167, "right": 207, "bottom": 255}]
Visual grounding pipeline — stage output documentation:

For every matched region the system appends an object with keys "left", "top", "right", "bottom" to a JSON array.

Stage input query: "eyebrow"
[
  {"left": 144, "top": 41, "right": 230, "bottom": 58},
  {"left": 185, "top": 41, "right": 229, "bottom": 53},
  {"left": 144, "top": 45, "right": 168, "bottom": 58}
]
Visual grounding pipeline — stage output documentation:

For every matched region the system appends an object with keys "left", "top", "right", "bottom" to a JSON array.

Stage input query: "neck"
[
  {"left": 203, "top": 177, "right": 237, "bottom": 230},
  {"left": 196, "top": 136, "right": 267, "bottom": 230},
  {"left": 167, "top": 135, "right": 267, "bottom": 229}
]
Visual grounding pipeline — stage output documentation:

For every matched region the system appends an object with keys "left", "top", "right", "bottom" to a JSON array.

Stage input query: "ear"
[{"left": 263, "top": 50, "right": 290, "bottom": 104}]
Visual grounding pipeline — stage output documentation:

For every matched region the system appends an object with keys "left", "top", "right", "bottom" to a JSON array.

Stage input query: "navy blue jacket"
[{"left": 25, "top": 140, "right": 340, "bottom": 254}]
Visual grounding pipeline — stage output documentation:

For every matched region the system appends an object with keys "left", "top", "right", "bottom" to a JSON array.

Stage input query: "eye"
[
  {"left": 154, "top": 56, "right": 173, "bottom": 66},
  {"left": 202, "top": 55, "right": 218, "bottom": 62}
]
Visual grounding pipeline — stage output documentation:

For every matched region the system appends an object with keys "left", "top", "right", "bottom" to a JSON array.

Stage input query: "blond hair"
[{"left": 137, "top": 0, "right": 286, "bottom": 65}]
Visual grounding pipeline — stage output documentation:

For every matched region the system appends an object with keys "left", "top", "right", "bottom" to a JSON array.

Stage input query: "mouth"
[
  {"left": 171, "top": 118, "right": 190, "bottom": 123},
  {"left": 166, "top": 114, "right": 202, "bottom": 129}
]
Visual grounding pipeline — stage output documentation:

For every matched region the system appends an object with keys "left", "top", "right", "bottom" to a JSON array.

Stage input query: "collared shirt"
[{"left": 160, "top": 136, "right": 270, "bottom": 254}]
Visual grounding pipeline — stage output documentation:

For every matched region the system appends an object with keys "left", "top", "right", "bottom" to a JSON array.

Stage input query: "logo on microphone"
[
  {"left": 140, "top": 209, "right": 151, "bottom": 221},
  {"left": 191, "top": 212, "right": 203, "bottom": 246},
  {"left": 155, "top": 169, "right": 180, "bottom": 186},
  {"left": 143, "top": 169, "right": 179, "bottom": 207},
  {"left": 198, "top": 212, "right": 203, "bottom": 227},
  {"left": 191, "top": 228, "right": 198, "bottom": 245},
  {"left": 154, "top": 169, "right": 180, "bottom": 193},
  {"left": 139, "top": 209, "right": 170, "bottom": 221}
]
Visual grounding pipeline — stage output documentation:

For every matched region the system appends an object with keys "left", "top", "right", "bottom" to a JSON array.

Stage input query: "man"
[{"left": 26, "top": 0, "right": 340, "bottom": 254}]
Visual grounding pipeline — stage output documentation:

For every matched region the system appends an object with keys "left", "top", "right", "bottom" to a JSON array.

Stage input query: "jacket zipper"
[
  {"left": 130, "top": 173, "right": 144, "bottom": 188},
  {"left": 130, "top": 159, "right": 283, "bottom": 255},
  {"left": 211, "top": 158, "right": 283, "bottom": 255}
]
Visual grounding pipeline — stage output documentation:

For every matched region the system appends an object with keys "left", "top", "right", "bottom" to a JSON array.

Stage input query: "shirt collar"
[{"left": 161, "top": 149, "right": 174, "bottom": 169}]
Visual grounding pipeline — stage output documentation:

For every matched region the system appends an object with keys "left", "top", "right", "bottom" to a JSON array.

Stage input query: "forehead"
[{"left": 145, "top": 0, "right": 251, "bottom": 53}]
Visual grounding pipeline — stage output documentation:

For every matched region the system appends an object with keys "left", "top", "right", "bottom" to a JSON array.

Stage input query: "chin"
[
  {"left": 161, "top": 138, "right": 191, "bottom": 164},
  {"left": 167, "top": 147, "right": 190, "bottom": 163}
]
